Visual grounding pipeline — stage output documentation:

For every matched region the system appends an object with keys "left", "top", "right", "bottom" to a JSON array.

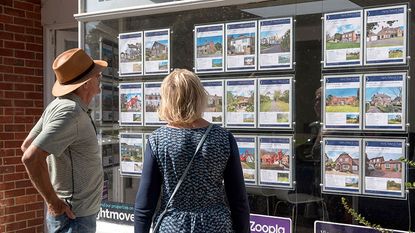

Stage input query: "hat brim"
[{"left": 52, "top": 60, "right": 108, "bottom": 97}]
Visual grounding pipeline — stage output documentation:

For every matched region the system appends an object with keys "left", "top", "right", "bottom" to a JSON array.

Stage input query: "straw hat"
[{"left": 52, "top": 48, "right": 108, "bottom": 97}]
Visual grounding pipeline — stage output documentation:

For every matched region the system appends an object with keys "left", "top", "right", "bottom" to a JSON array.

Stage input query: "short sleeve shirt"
[{"left": 30, "top": 93, "right": 103, "bottom": 217}]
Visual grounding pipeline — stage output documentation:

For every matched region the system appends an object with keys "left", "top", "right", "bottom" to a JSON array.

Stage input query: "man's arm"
[
  {"left": 21, "top": 144, "right": 76, "bottom": 219},
  {"left": 21, "top": 134, "right": 36, "bottom": 153}
]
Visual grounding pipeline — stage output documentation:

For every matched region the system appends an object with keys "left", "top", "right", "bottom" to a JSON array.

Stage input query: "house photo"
[
  {"left": 365, "top": 87, "right": 402, "bottom": 113},
  {"left": 227, "top": 33, "right": 256, "bottom": 55},
  {"left": 366, "top": 20, "right": 405, "bottom": 48}
]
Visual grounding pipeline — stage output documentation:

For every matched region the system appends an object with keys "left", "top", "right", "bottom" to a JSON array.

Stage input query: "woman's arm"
[
  {"left": 224, "top": 133, "right": 250, "bottom": 233},
  {"left": 134, "top": 142, "right": 162, "bottom": 233}
]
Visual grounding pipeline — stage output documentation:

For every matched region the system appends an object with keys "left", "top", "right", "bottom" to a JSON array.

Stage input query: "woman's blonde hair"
[{"left": 158, "top": 69, "right": 208, "bottom": 124}]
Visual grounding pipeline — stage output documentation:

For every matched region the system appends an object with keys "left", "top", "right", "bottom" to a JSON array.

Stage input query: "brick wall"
[{"left": 0, "top": 0, "right": 45, "bottom": 232}]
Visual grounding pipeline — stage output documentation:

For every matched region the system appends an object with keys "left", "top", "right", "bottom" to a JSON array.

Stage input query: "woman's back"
[{"left": 149, "top": 125, "right": 234, "bottom": 232}]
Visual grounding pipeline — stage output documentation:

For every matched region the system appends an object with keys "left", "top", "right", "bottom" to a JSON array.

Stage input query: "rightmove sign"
[
  {"left": 315, "top": 221, "right": 408, "bottom": 233},
  {"left": 250, "top": 214, "right": 291, "bottom": 233}
]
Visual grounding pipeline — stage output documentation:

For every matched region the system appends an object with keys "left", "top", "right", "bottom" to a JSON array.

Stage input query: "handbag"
[{"left": 152, "top": 123, "right": 213, "bottom": 233}]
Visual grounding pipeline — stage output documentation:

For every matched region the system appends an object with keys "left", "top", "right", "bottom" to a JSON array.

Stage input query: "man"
[{"left": 21, "top": 48, "right": 107, "bottom": 232}]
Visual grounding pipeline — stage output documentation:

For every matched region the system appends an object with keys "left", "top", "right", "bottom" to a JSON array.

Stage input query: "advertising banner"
[
  {"left": 250, "top": 214, "right": 292, "bottom": 233},
  {"left": 315, "top": 221, "right": 407, "bottom": 233}
]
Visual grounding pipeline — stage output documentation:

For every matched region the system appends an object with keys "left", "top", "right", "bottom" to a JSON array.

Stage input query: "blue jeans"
[{"left": 46, "top": 212, "right": 97, "bottom": 233}]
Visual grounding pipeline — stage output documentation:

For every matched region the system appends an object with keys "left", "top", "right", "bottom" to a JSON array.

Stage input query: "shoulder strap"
[{"left": 164, "top": 123, "right": 213, "bottom": 209}]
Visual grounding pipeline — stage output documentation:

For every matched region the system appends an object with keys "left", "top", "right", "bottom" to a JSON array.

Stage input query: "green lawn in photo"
[
  {"left": 388, "top": 118, "right": 401, "bottom": 124},
  {"left": 277, "top": 176, "right": 289, "bottom": 182},
  {"left": 346, "top": 53, "right": 360, "bottom": 60},
  {"left": 242, "top": 162, "right": 255, "bottom": 169},
  {"left": 389, "top": 50, "right": 403, "bottom": 58},
  {"left": 326, "top": 105, "right": 359, "bottom": 112},
  {"left": 346, "top": 118, "right": 358, "bottom": 124},
  {"left": 260, "top": 100, "right": 289, "bottom": 112},
  {"left": 326, "top": 41, "right": 360, "bottom": 50},
  {"left": 277, "top": 114, "right": 289, "bottom": 123}
]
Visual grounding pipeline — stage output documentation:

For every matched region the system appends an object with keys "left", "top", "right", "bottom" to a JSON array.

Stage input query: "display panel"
[
  {"left": 194, "top": 24, "right": 224, "bottom": 73},
  {"left": 323, "top": 74, "right": 362, "bottom": 130},
  {"left": 119, "top": 133, "right": 144, "bottom": 176},
  {"left": 363, "top": 72, "right": 406, "bottom": 131},
  {"left": 323, "top": 10, "right": 363, "bottom": 68},
  {"left": 100, "top": 38, "right": 117, "bottom": 77},
  {"left": 225, "top": 21, "right": 257, "bottom": 72},
  {"left": 144, "top": 82, "right": 166, "bottom": 126},
  {"left": 144, "top": 28, "right": 170, "bottom": 75},
  {"left": 258, "top": 77, "right": 293, "bottom": 129},
  {"left": 235, "top": 135, "right": 257, "bottom": 185},
  {"left": 101, "top": 83, "right": 119, "bottom": 123},
  {"left": 364, "top": 5, "right": 408, "bottom": 65},
  {"left": 225, "top": 79, "right": 256, "bottom": 128},
  {"left": 202, "top": 80, "right": 224, "bottom": 126},
  {"left": 258, "top": 17, "right": 293, "bottom": 70},
  {"left": 258, "top": 136, "right": 293, "bottom": 188},
  {"left": 119, "top": 83, "right": 143, "bottom": 126},
  {"left": 118, "top": 32, "right": 143, "bottom": 76},
  {"left": 322, "top": 138, "right": 361, "bottom": 194},
  {"left": 363, "top": 139, "right": 406, "bottom": 198}
]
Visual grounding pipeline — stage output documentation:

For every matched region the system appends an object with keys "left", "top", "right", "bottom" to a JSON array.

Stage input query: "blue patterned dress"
[{"left": 134, "top": 125, "right": 250, "bottom": 233}]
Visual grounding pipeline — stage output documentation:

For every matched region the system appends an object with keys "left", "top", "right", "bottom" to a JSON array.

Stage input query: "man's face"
[{"left": 88, "top": 72, "right": 102, "bottom": 96}]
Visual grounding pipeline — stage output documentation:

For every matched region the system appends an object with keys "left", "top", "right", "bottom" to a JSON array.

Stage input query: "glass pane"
[{"left": 84, "top": 0, "right": 414, "bottom": 231}]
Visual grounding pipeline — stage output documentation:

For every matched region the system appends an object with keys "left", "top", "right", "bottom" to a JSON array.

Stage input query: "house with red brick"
[{"left": 334, "top": 152, "right": 359, "bottom": 173}]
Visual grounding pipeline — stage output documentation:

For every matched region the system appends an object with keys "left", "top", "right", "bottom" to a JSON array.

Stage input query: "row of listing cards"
[
  {"left": 323, "top": 72, "right": 407, "bottom": 131},
  {"left": 119, "top": 77, "right": 294, "bottom": 129},
  {"left": 322, "top": 137, "right": 407, "bottom": 199},
  {"left": 323, "top": 5, "right": 408, "bottom": 67},
  {"left": 118, "top": 132, "right": 295, "bottom": 188},
  {"left": 118, "top": 132, "right": 408, "bottom": 199},
  {"left": 117, "top": 4, "right": 408, "bottom": 77}
]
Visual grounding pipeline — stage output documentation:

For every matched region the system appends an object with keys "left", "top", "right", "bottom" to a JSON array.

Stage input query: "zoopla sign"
[{"left": 250, "top": 214, "right": 292, "bottom": 233}]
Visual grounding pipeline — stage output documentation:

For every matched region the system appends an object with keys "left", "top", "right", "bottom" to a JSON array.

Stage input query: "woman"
[{"left": 134, "top": 69, "right": 250, "bottom": 233}]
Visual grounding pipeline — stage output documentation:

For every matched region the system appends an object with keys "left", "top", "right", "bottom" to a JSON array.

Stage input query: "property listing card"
[
  {"left": 101, "top": 83, "right": 117, "bottom": 122},
  {"left": 118, "top": 32, "right": 143, "bottom": 76},
  {"left": 100, "top": 39, "right": 116, "bottom": 77},
  {"left": 119, "top": 133, "right": 143, "bottom": 176},
  {"left": 258, "top": 77, "right": 292, "bottom": 129},
  {"left": 364, "top": 5, "right": 407, "bottom": 65},
  {"left": 363, "top": 73, "right": 406, "bottom": 131},
  {"left": 322, "top": 138, "right": 361, "bottom": 194},
  {"left": 235, "top": 135, "right": 257, "bottom": 185},
  {"left": 118, "top": 83, "right": 143, "bottom": 126},
  {"left": 225, "top": 79, "right": 256, "bottom": 128},
  {"left": 323, "top": 10, "right": 363, "bottom": 67},
  {"left": 144, "top": 82, "right": 166, "bottom": 126},
  {"left": 225, "top": 21, "right": 257, "bottom": 72},
  {"left": 202, "top": 80, "right": 224, "bottom": 126},
  {"left": 258, "top": 136, "right": 293, "bottom": 188},
  {"left": 363, "top": 139, "right": 406, "bottom": 198},
  {"left": 144, "top": 29, "right": 170, "bottom": 75},
  {"left": 258, "top": 17, "right": 293, "bottom": 70},
  {"left": 323, "top": 75, "right": 361, "bottom": 130},
  {"left": 194, "top": 24, "right": 224, "bottom": 73}
]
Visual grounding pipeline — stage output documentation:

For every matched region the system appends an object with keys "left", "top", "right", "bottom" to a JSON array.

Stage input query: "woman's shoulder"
[{"left": 210, "top": 124, "right": 232, "bottom": 140}]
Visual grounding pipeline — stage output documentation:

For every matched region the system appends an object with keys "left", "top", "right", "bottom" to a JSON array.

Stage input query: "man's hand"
[{"left": 47, "top": 198, "right": 76, "bottom": 219}]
